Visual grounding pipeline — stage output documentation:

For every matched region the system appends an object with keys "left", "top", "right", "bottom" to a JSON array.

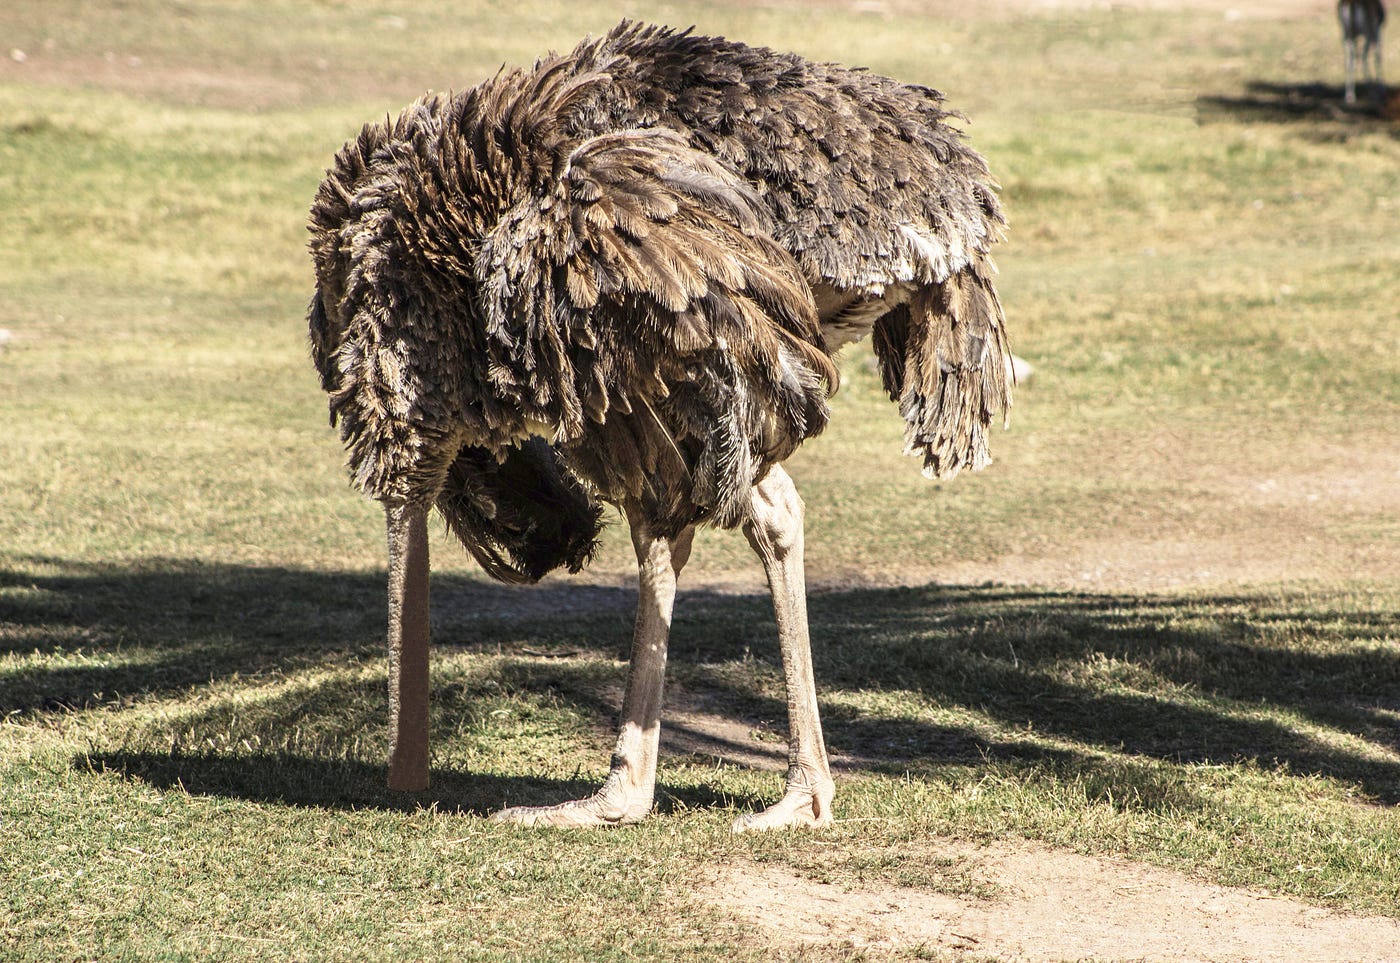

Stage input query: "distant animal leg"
[
  {"left": 386, "top": 501, "right": 431, "bottom": 791},
  {"left": 1346, "top": 35, "right": 1359, "bottom": 103},
  {"left": 492, "top": 514, "right": 695, "bottom": 827},
  {"left": 732, "top": 465, "right": 835, "bottom": 832},
  {"left": 1369, "top": 34, "right": 1385, "bottom": 100}
]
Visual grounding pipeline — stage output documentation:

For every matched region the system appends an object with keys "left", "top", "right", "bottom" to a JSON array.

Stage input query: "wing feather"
[{"left": 475, "top": 125, "right": 835, "bottom": 527}]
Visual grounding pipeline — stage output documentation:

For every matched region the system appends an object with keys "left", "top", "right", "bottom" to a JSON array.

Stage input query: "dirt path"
[{"left": 704, "top": 842, "right": 1400, "bottom": 961}]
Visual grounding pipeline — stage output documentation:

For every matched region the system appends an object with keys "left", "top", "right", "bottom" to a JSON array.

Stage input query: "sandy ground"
[
  {"left": 701, "top": 844, "right": 1400, "bottom": 962},
  {"left": 912, "top": 462, "right": 1400, "bottom": 593}
]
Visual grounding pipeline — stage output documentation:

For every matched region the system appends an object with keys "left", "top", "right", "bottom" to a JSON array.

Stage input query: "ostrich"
[
  {"left": 307, "top": 21, "right": 1012, "bottom": 830},
  {"left": 1340, "top": 0, "right": 1386, "bottom": 104}
]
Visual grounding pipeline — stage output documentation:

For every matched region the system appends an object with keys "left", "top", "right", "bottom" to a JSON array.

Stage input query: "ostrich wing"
[
  {"left": 573, "top": 23, "right": 1013, "bottom": 478},
  {"left": 473, "top": 126, "right": 836, "bottom": 529}
]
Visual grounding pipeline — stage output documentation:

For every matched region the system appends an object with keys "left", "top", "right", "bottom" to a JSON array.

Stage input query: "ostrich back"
[
  {"left": 568, "top": 22, "right": 1005, "bottom": 301},
  {"left": 307, "top": 21, "right": 1011, "bottom": 582}
]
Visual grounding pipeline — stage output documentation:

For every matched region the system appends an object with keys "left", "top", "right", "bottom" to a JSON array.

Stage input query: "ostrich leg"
[
  {"left": 493, "top": 515, "right": 695, "bottom": 826},
  {"left": 733, "top": 465, "right": 835, "bottom": 832},
  {"left": 385, "top": 502, "right": 431, "bottom": 791}
]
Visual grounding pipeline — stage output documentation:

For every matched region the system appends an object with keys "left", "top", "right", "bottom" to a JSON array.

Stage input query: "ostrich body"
[
  {"left": 307, "top": 21, "right": 1011, "bottom": 830},
  {"left": 1340, "top": 0, "right": 1386, "bottom": 104}
]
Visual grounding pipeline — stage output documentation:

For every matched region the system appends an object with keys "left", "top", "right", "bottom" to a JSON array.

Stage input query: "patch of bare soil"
[
  {"left": 703, "top": 842, "right": 1400, "bottom": 961},
  {"left": 15, "top": 57, "right": 304, "bottom": 109},
  {"left": 823, "top": 450, "right": 1400, "bottom": 593}
]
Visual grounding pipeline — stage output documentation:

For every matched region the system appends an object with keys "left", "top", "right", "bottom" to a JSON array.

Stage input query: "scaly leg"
[
  {"left": 385, "top": 502, "right": 431, "bottom": 791},
  {"left": 493, "top": 513, "right": 694, "bottom": 827},
  {"left": 732, "top": 465, "right": 835, "bottom": 832}
]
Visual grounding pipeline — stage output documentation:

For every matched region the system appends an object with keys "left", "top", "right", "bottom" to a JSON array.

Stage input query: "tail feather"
[{"left": 872, "top": 261, "right": 1012, "bottom": 479}]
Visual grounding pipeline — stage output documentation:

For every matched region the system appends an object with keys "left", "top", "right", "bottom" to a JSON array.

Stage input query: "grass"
[{"left": 2, "top": 0, "right": 1399, "bottom": 959}]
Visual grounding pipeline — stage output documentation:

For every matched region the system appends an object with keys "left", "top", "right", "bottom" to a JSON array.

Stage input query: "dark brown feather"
[{"left": 306, "top": 21, "right": 1010, "bottom": 579}]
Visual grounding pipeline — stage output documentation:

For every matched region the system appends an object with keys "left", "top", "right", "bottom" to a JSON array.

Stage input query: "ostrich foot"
[
  {"left": 490, "top": 779, "right": 653, "bottom": 828},
  {"left": 731, "top": 772, "right": 835, "bottom": 833}
]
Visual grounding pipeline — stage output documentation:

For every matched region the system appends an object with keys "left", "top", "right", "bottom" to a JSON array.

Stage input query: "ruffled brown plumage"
[{"left": 307, "top": 20, "right": 1011, "bottom": 580}]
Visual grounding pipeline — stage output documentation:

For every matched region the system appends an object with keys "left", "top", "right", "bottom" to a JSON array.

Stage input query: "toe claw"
[{"left": 731, "top": 777, "right": 835, "bottom": 833}]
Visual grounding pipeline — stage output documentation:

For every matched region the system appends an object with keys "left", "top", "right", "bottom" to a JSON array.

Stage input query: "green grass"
[{"left": 3, "top": 0, "right": 1399, "bottom": 959}]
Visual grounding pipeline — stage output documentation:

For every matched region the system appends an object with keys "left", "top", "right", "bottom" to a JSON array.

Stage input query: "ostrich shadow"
[{"left": 5, "top": 556, "right": 1397, "bottom": 810}]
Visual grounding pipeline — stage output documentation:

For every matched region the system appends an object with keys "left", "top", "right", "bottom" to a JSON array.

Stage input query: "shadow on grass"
[
  {"left": 1197, "top": 80, "right": 1397, "bottom": 135},
  {"left": 3, "top": 556, "right": 1397, "bottom": 808},
  {"left": 76, "top": 748, "right": 763, "bottom": 817},
  {"left": 0, "top": 556, "right": 637, "bottom": 711}
]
